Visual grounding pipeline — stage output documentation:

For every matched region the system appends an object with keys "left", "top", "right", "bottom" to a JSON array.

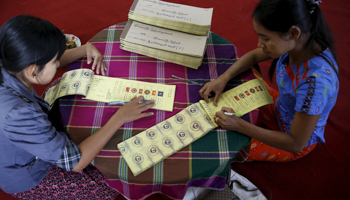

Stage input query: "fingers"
[
  {"left": 100, "top": 61, "right": 107, "bottom": 76},
  {"left": 215, "top": 111, "right": 226, "bottom": 119},
  {"left": 199, "top": 82, "right": 223, "bottom": 105},
  {"left": 131, "top": 111, "right": 154, "bottom": 122},
  {"left": 213, "top": 94, "right": 220, "bottom": 106},
  {"left": 214, "top": 116, "right": 219, "bottom": 123},
  {"left": 93, "top": 56, "right": 106, "bottom": 76},
  {"left": 199, "top": 84, "right": 214, "bottom": 103},
  {"left": 203, "top": 94, "right": 209, "bottom": 103},
  {"left": 129, "top": 96, "right": 155, "bottom": 111},
  {"left": 92, "top": 57, "right": 98, "bottom": 73},
  {"left": 139, "top": 99, "right": 156, "bottom": 111},
  {"left": 87, "top": 53, "right": 93, "bottom": 66},
  {"left": 199, "top": 86, "right": 209, "bottom": 103},
  {"left": 214, "top": 114, "right": 224, "bottom": 126},
  {"left": 91, "top": 55, "right": 104, "bottom": 75},
  {"left": 117, "top": 97, "right": 155, "bottom": 123},
  {"left": 130, "top": 95, "right": 143, "bottom": 102},
  {"left": 220, "top": 107, "right": 234, "bottom": 113},
  {"left": 214, "top": 110, "right": 231, "bottom": 124},
  {"left": 201, "top": 88, "right": 211, "bottom": 103},
  {"left": 140, "top": 112, "right": 154, "bottom": 118},
  {"left": 85, "top": 43, "right": 106, "bottom": 76},
  {"left": 130, "top": 96, "right": 138, "bottom": 101},
  {"left": 132, "top": 99, "right": 155, "bottom": 119},
  {"left": 214, "top": 111, "right": 221, "bottom": 123},
  {"left": 198, "top": 85, "right": 207, "bottom": 96}
]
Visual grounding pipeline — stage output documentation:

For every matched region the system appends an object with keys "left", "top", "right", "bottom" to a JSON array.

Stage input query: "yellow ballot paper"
[
  {"left": 84, "top": 74, "right": 176, "bottom": 112},
  {"left": 199, "top": 78, "right": 274, "bottom": 126},
  {"left": 118, "top": 78, "right": 274, "bottom": 176},
  {"left": 44, "top": 68, "right": 94, "bottom": 106},
  {"left": 117, "top": 103, "right": 216, "bottom": 176},
  {"left": 44, "top": 68, "right": 176, "bottom": 112}
]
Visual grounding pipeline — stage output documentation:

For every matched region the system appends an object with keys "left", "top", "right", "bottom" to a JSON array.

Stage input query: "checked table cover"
[{"left": 47, "top": 22, "right": 258, "bottom": 200}]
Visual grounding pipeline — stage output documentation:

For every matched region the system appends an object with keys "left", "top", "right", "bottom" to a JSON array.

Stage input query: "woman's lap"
[{"left": 12, "top": 164, "right": 119, "bottom": 199}]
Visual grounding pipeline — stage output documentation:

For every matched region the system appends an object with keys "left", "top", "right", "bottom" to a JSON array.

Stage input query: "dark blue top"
[{"left": 0, "top": 68, "right": 80, "bottom": 194}]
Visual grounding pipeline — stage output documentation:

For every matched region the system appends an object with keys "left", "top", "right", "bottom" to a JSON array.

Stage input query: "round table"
[{"left": 49, "top": 22, "right": 258, "bottom": 200}]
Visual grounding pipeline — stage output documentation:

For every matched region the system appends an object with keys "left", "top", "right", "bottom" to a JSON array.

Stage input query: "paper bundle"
[
  {"left": 120, "top": 0, "right": 213, "bottom": 69},
  {"left": 128, "top": 0, "right": 213, "bottom": 36}
]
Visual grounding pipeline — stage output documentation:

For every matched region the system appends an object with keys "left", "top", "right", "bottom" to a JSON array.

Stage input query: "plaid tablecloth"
[{"left": 51, "top": 22, "right": 258, "bottom": 200}]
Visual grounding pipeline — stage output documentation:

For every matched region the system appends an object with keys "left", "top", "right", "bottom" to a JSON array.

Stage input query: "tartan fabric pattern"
[
  {"left": 49, "top": 22, "right": 258, "bottom": 200},
  {"left": 55, "top": 138, "right": 82, "bottom": 171}
]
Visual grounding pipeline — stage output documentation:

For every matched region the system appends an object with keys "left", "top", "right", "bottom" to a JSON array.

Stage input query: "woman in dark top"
[{"left": 0, "top": 15, "right": 155, "bottom": 199}]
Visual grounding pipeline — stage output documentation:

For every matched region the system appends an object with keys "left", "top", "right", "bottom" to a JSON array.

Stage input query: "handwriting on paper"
[
  {"left": 133, "top": 0, "right": 212, "bottom": 25},
  {"left": 125, "top": 21, "right": 206, "bottom": 56}
]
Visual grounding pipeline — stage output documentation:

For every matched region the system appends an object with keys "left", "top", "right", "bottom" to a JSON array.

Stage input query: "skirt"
[{"left": 12, "top": 164, "right": 119, "bottom": 199}]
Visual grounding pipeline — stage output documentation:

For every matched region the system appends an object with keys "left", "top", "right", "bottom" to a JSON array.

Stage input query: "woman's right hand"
[
  {"left": 72, "top": 96, "right": 154, "bottom": 172},
  {"left": 199, "top": 77, "right": 228, "bottom": 106},
  {"left": 113, "top": 96, "right": 155, "bottom": 124},
  {"left": 214, "top": 107, "right": 242, "bottom": 132}
]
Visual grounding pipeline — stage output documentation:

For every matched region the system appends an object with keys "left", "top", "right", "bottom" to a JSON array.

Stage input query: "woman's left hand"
[{"left": 86, "top": 42, "right": 106, "bottom": 75}]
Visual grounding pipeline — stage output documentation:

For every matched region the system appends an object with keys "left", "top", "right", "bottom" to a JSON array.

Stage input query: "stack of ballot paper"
[
  {"left": 128, "top": 0, "right": 213, "bottom": 36},
  {"left": 120, "top": 0, "right": 213, "bottom": 69}
]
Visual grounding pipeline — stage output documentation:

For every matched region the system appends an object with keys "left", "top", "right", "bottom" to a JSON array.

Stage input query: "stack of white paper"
[
  {"left": 120, "top": 0, "right": 213, "bottom": 69},
  {"left": 128, "top": 0, "right": 213, "bottom": 36},
  {"left": 120, "top": 20, "right": 208, "bottom": 69}
]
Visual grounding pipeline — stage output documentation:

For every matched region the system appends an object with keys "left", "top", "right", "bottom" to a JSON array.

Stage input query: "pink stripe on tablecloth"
[
  {"left": 104, "top": 25, "right": 118, "bottom": 76},
  {"left": 92, "top": 102, "right": 105, "bottom": 131},
  {"left": 207, "top": 35, "right": 218, "bottom": 80},
  {"left": 129, "top": 52, "right": 138, "bottom": 80}
]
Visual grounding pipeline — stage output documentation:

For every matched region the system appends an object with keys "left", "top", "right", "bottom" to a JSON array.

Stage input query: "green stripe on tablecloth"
[
  {"left": 119, "top": 126, "right": 134, "bottom": 182},
  {"left": 211, "top": 32, "right": 232, "bottom": 45},
  {"left": 191, "top": 130, "right": 250, "bottom": 179}
]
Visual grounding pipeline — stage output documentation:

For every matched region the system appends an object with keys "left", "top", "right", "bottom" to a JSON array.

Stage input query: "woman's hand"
[
  {"left": 199, "top": 77, "right": 228, "bottom": 106},
  {"left": 85, "top": 42, "right": 106, "bottom": 75},
  {"left": 214, "top": 107, "right": 242, "bottom": 131},
  {"left": 59, "top": 42, "right": 106, "bottom": 74},
  {"left": 113, "top": 96, "right": 155, "bottom": 124}
]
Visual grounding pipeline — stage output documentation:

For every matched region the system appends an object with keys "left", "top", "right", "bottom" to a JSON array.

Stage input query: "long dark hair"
[
  {"left": 252, "top": 0, "right": 338, "bottom": 81},
  {"left": 0, "top": 15, "right": 66, "bottom": 84}
]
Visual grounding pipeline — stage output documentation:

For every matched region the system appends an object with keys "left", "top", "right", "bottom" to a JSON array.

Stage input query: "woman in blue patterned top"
[{"left": 200, "top": 0, "right": 339, "bottom": 162}]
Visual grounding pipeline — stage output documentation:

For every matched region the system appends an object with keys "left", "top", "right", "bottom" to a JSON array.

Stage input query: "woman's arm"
[
  {"left": 215, "top": 108, "right": 320, "bottom": 153},
  {"left": 219, "top": 48, "right": 271, "bottom": 82},
  {"left": 72, "top": 96, "right": 155, "bottom": 172},
  {"left": 59, "top": 42, "right": 106, "bottom": 75},
  {"left": 199, "top": 48, "right": 271, "bottom": 105}
]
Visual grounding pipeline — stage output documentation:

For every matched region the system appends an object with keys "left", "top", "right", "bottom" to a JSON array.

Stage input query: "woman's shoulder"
[
  {"left": 297, "top": 50, "right": 340, "bottom": 97},
  {"left": 308, "top": 49, "right": 339, "bottom": 76},
  {"left": 0, "top": 86, "right": 26, "bottom": 116},
  {"left": 0, "top": 88, "right": 46, "bottom": 128}
]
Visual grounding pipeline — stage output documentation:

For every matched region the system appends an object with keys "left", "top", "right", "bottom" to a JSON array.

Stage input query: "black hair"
[
  {"left": 252, "top": 0, "right": 338, "bottom": 81},
  {"left": 0, "top": 15, "right": 66, "bottom": 85}
]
